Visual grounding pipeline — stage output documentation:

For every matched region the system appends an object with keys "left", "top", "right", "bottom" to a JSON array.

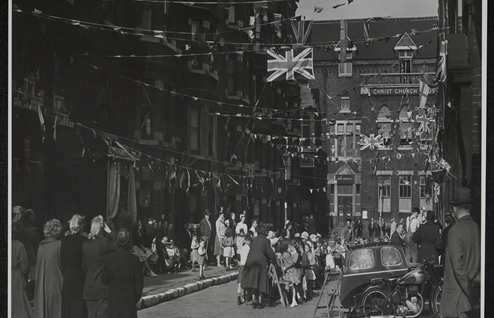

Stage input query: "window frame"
[
  {"left": 378, "top": 175, "right": 391, "bottom": 213},
  {"left": 349, "top": 248, "right": 375, "bottom": 271},
  {"left": 399, "top": 175, "right": 412, "bottom": 213},
  {"left": 333, "top": 120, "right": 361, "bottom": 159},
  {"left": 398, "top": 107, "right": 413, "bottom": 149},
  {"left": 340, "top": 97, "right": 350, "bottom": 113},
  {"left": 380, "top": 246, "right": 403, "bottom": 267},
  {"left": 376, "top": 106, "right": 392, "bottom": 148}
]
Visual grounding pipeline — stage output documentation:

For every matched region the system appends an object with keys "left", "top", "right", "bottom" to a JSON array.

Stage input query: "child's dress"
[
  {"left": 197, "top": 246, "right": 206, "bottom": 265},
  {"left": 222, "top": 236, "right": 235, "bottom": 258},
  {"left": 304, "top": 252, "right": 316, "bottom": 281},
  {"left": 190, "top": 237, "right": 199, "bottom": 263},
  {"left": 277, "top": 251, "right": 301, "bottom": 285}
]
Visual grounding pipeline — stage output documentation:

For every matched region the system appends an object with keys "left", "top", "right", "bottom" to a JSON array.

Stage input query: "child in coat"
[
  {"left": 237, "top": 234, "right": 252, "bottom": 305},
  {"left": 190, "top": 234, "right": 199, "bottom": 272}
]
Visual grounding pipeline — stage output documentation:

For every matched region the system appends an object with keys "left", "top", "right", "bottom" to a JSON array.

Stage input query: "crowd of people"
[{"left": 11, "top": 186, "right": 480, "bottom": 318}]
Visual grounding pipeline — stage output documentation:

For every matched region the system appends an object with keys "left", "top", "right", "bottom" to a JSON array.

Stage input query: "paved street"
[{"left": 138, "top": 280, "right": 339, "bottom": 318}]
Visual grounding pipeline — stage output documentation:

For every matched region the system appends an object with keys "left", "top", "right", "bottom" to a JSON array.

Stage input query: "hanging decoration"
[
  {"left": 290, "top": 19, "right": 313, "bottom": 45},
  {"left": 415, "top": 109, "right": 434, "bottom": 134},
  {"left": 359, "top": 133, "right": 385, "bottom": 150},
  {"left": 266, "top": 48, "right": 315, "bottom": 82},
  {"left": 435, "top": 40, "right": 447, "bottom": 83}
]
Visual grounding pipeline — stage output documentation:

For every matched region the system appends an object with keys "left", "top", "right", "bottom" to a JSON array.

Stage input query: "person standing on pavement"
[
  {"left": 413, "top": 211, "right": 442, "bottom": 263},
  {"left": 355, "top": 219, "right": 363, "bottom": 238},
  {"left": 235, "top": 213, "right": 248, "bottom": 249},
  {"left": 405, "top": 207, "right": 421, "bottom": 263},
  {"left": 11, "top": 221, "right": 34, "bottom": 318},
  {"left": 19, "top": 208, "right": 39, "bottom": 300},
  {"left": 368, "top": 218, "right": 375, "bottom": 240},
  {"left": 82, "top": 216, "right": 117, "bottom": 318},
  {"left": 34, "top": 219, "right": 64, "bottom": 318},
  {"left": 199, "top": 210, "right": 212, "bottom": 264},
  {"left": 441, "top": 188, "right": 480, "bottom": 318},
  {"left": 340, "top": 220, "right": 353, "bottom": 243},
  {"left": 241, "top": 224, "right": 276, "bottom": 309},
  {"left": 61, "top": 215, "right": 88, "bottom": 318},
  {"left": 249, "top": 218, "right": 259, "bottom": 238},
  {"left": 214, "top": 212, "right": 226, "bottom": 267},
  {"left": 440, "top": 214, "right": 455, "bottom": 265},
  {"left": 102, "top": 228, "right": 143, "bottom": 318},
  {"left": 237, "top": 234, "right": 252, "bottom": 305},
  {"left": 308, "top": 215, "right": 317, "bottom": 235}
]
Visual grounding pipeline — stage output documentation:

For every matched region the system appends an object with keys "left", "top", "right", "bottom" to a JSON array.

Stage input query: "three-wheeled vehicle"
[{"left": 339, "top": 242, "right": 410, "bottom": 308}]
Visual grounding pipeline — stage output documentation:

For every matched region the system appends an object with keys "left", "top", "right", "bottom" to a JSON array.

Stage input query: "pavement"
[
  {"left": 138, "top": 279, "right": 345, "bottom": 318},
  {"left": 137, "top": 265, "right": 238, "bottom": 310}
]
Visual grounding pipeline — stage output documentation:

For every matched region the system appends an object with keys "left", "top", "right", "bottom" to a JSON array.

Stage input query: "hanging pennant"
[
  {"left": 37, "top": 105, "right": 46, "bottom": 143},
  {"left": 266, "top": 48, "right": 315, "bottom": 82}
]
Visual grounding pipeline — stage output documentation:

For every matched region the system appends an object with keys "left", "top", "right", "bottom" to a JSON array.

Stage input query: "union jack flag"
[
  {"left": 290, "top": 20, "right": 313, "bottom": 45},
  {"left": 359, "top": 133, "right": 385, "bottom": 150},
  {"left": 416, "top": 109, "right": 434, "bottom": 134},
  {"left": 267, "top": 48, "right": 315, "bottom": 82}
]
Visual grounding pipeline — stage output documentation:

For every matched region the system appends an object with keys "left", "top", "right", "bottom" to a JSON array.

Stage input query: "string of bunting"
[{"left": 13, "top": 8, "right": 444, "bottom": 50}]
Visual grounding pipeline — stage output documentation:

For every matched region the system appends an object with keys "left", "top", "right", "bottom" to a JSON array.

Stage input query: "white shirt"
[
  {"left": 235, "top": 222, "right": 248, "bottom": 235},
  {"left": 407, "top": 215, "right": 420, "bottom": 233},
  {"left": 238, "top": 245, "right": 250, "bottom": 266},
  {"left": 250, "top": 227, "right": 258, "bottom": 237}
]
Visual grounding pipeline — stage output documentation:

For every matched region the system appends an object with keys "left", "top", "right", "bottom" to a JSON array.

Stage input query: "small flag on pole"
[{"left": 38, "top": 105, "right": 46, "bottom": 143}]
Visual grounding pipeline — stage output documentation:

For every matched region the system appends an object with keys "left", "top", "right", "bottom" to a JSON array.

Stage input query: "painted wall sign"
[{"left": 361, "top": 86, "right": 438, "bottom": 96}]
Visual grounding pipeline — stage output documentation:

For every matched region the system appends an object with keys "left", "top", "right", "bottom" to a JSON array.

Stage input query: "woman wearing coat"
[
  {"left": 34, "top": 219, "right": 64, "bottom": 318},
  {"left": 61, "top": 215, "right": 88, "bottom": 318},
  {"left": 12, "top": 221, "right": 34, "bottom": 318},
  {"left": 214, "top": 213, "right": 226, "bottom": 267},
  {"left": 241, "top": 224, "right": 276, "bottom": 309},
  {"left": 102, "top": 228, "right": 143, "bottom": 318},
  {"left": 412, "top": 211, "right": 442, "bottom": 263}
]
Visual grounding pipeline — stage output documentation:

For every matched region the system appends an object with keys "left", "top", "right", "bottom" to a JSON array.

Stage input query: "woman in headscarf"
[
  {"left": 34, "top": 219, "right": 64, "bottom": 318},
  {"left": 12, "top": 221, "right": 34, "bottom": 318},
  {"left": 241, "top": 224, "right": 277, "bottom": 309},
  {"left": 61, "top": 215, "right": 88, "bottom": 318},
  {"left": 214, "top": 213, "right": 226, "bottom": 267},
  {"left": 82, "top": 216, "right": 117, "bottom": 318}
]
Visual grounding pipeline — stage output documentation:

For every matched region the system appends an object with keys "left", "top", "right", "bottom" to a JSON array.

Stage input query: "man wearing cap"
[
  {"left": 199, "top": 209, "right": 212, "bottom": 263},
  {"left": 441, "top": 188, "right": 480, "bottom": 318}
]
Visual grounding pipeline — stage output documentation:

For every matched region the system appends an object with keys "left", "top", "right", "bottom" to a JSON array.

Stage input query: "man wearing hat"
[
  {"left": 102, "top": 228, "right": 143, "bottom": 318},
  {"left": 199, "top": 209, "right": 212, "bottom": 263},
  {"left": 441, "top": 188, "right": 480, "bottom": 318}
]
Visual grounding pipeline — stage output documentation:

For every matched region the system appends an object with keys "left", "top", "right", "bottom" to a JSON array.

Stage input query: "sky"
[{"left": 296, "top": 0, "right": 440, "bottom": 21}]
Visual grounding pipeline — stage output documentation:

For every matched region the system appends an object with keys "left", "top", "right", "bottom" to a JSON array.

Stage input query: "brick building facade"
[{"left": 311, "top": 17, "right": 439, "bottom": 232}]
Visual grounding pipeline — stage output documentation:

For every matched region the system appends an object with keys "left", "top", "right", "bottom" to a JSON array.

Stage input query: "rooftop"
[{"left": 311, "top": 17, "right": 439, "bottom": 61}]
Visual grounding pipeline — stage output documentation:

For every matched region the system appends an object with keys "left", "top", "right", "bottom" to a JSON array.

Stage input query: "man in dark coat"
[
  {"left": 439, "top": 214, "right": 455, "bottom": 265},
  {"left": 82, "top": 217, "right": 117, "bottom": 318},
  {"left": 199, "top": 209, "right": 212, "bottom": 262},
  {"left": 102, "top": 228, "right": 143, "bottom": 318},
  {"left": 355, "top": 219, "right": 363, "bottom": 238},
  {"left": 390, "top": 223, "right": 405, "bottom": 247},
  {"left": 412, "top": 211, "right": 442, "bottom": 264},
  {"left": 241, "top": 224, "right": 276, "bottom": 308},
  {"left": 441, "top": 188, "right": 480, "bottom": 318},
  {"left": 308, "top": 215, "right": 317, "bottom": 235},
  {"left": 113, "top": 202, "right": 133, "bottom": 232}
]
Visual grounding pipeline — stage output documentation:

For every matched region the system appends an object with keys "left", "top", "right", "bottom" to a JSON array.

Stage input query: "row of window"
[{"left": 378, "top": 175, "right": 432, "bottom": 213}]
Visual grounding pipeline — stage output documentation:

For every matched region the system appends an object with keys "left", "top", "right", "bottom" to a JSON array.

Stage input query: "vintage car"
[{"left": 339, "top": 242, "right": 410, "bottom": 308}]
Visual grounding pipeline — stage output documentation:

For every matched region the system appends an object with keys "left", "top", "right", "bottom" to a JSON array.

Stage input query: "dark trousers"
[{"left": 86, "top": 298, "right": 108, "bottom": 318}]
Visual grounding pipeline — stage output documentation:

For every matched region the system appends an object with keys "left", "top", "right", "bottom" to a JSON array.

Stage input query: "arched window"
[
  {"left": 398, "top": 107, "right": 413, "bottom": 147},
  {"left": 376, "top": 106, "right": 391, "bottom": 147}
]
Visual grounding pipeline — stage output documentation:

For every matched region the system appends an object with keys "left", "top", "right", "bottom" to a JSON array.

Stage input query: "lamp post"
[{"left": 281, "top": 151, "right": 290, "bottom": 225}]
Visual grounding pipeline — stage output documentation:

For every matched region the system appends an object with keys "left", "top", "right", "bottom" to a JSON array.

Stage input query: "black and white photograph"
[{"left": 8, "top": 0, "right": 486, "bottom": 317}]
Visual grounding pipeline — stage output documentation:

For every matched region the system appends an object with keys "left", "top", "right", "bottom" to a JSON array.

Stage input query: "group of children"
[{"left": 188, "top": 225, "right": 352, "bottom": 308}]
